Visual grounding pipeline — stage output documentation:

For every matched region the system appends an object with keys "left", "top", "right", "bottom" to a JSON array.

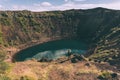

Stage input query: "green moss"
[
  {"left": 0, "top": 18, "right": 11, "bottom": 26},
  {"left": 0, "top": 50, "right": 6, "bottom": 61},
  {"left": 98, "top": 71, "right": 113, "bottom": 79},
  {"left": 0, "top": 39, "right": 3, "bottom": 45},
  {"left": 0, "top": 62, "right": 10, "bottom": 74},
  {"left": 0, "top": 75, "right": 11, "bottom": 80},
  {"left": 0, "top": 31, "right": 3, "bottom": 45}
]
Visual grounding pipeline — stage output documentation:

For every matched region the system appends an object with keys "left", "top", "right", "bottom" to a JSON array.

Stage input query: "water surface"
[{"left": 14, "top": 40, "right": 88, "bottom": 61}]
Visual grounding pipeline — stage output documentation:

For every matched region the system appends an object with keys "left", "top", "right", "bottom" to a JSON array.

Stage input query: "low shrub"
[
  {"left": 20, "top": 76, "right": 35, "bottom": 80},
  {"left": 0, "top": 50, "right": 6, "bottom": 61},
  {"left": 0, "top": 62, "right": 10, "bottom": 74},
  {"left": 0, "top": 75, "right": 11, "bottom": 80},
  {"left": 97, "top": 71, "right": 118, "bottom": 79}
]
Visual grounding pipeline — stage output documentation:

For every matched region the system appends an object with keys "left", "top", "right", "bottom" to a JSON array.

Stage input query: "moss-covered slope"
[{"left": 0, "top": 8, "right": 119, "bottom": 46}]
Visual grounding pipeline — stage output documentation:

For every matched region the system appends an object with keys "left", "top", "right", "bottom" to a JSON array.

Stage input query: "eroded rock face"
[{"left": 0, "top": 7, "right": 120, "bottom": 47}]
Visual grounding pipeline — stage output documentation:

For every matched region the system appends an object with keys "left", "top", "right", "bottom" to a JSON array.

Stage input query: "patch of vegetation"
[
  {"left": 0, "top": 18, "right": 11, "bottom": 26},
  {"left": 0, "top": 49, "right": 11, "bottom": 76},
  {"left": 98, "top": 71, "right": 118, "bottom": 80},
  {"left": 0, "top": 28, "right": 3, "bottom": 45},
  {"left": 0, "top": 75, "right": 11, "bottom": 80},
  {"left": 20, "top": 76, "right": 36, "bottom": 80},
  {"left": 0, "top": 62, "right": 10, "bottom": 74},
  {"left": 0, "top": 50, "right": 6, "bottom": 61}
]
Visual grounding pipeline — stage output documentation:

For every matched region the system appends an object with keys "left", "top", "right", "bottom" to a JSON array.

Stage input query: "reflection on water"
[
  {"left": 14, "top": 40, "right": 88, "bottom": 61},
  {"left": 30, "top": 49, "right": 86, "bottom": 60}
]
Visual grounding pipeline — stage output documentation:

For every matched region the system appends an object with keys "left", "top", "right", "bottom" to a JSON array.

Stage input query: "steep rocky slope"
[
  {"left": 0, "top": 7, "right": 119, "bottom": 47},
  {"left": 0, "top": 7, "right": 119, "bottom": 63}
]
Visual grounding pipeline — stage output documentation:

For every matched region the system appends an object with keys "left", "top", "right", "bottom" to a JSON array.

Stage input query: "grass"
[
  {"left": 88, "top": 48, "right": 119, "bottom": 63},
  {"left": 97, "top": 71, "right": 115, "bottom": 79},
  {"left": 7, "top": 60, "right": 117, "bottom": 80},
  {"left": 0, "top": 74, "right": 11, "bottom": 80},
  {"left": 0, "top": 27, "right": 3, "bottom": 45}
]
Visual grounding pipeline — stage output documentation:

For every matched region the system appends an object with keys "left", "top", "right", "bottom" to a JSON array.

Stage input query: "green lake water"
[{"left": 14, "top": 40, "right": 88, "bottom": 61}]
